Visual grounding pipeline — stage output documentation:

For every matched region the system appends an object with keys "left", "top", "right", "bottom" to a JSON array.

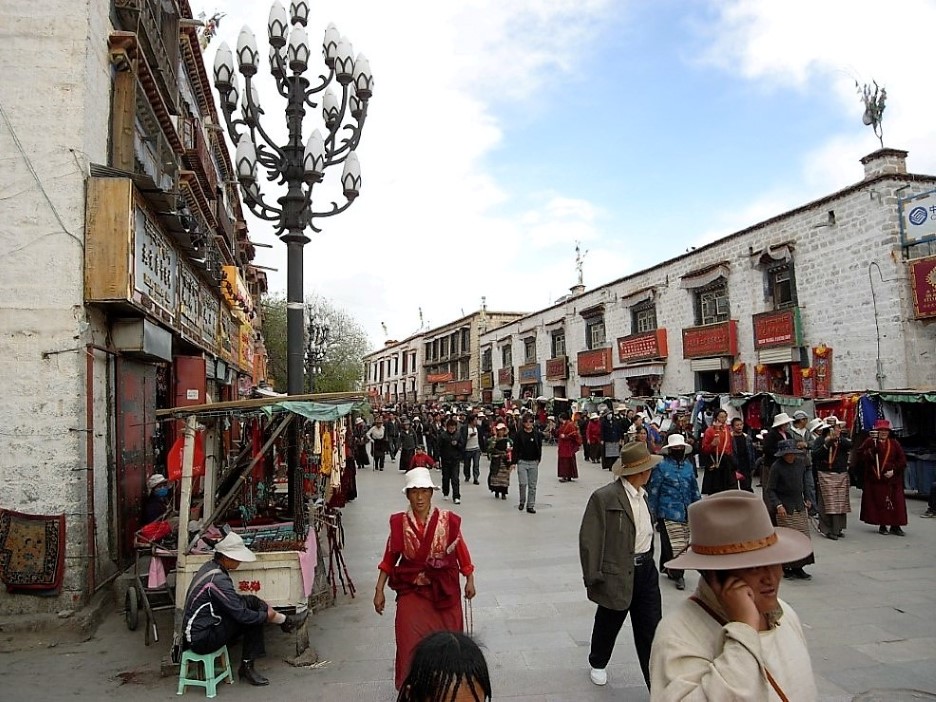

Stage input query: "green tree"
[{"left": 259, "top": 293, "right": 370, "bottom": 394}]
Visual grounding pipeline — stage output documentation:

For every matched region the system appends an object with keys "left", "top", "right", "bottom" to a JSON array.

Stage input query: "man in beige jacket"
[{"left": 649, "top": 490, "right": 817, "bottom": 701}]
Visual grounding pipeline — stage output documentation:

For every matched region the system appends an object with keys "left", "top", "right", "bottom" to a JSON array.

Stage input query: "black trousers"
[
  {"left": 441, "top": 459, "right": 461, "bottom": 499},
  {"left": 373, "top": 452, "right": 385, "bottom": 470},
  {"left": 399, "top": 449, "right": 414, "bottom": 471},
  {"left": 601, "top": 456, "right": 617, "bottom": 471},
  {"left": 587, "top": 560, "right": 662, "bottom": 689},
  {"left": 190, "top": 595, "right": 267, "bottom": 662}
]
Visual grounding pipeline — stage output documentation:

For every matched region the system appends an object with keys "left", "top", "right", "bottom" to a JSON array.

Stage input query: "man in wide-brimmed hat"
[
  {"left": 579, "top": 442, "right": 663, "bottom": 689},
  {"left": 649, "top": 490, "right": 818, "bottom": 700},
  {"left": 181, "top": 531, "right": 307, "bottom": 686},
  {"left": 647, "top": 435, "right": 700, "bottom": 591}
]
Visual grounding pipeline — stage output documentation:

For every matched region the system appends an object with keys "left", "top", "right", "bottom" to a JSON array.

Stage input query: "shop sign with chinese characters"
[
  {"left": 752, "top": 309, "right": 802, "bottom": 349},
  {"left": 133, "top": 207, "right": 177, "bottom": 323},
  {"left": 617, "top": 329, "right": 668, "bottom": 363},
  {"left": 479, "top": 372, "right": 494, "bottom": 389},
  {"left": 519, "top": 363, "right": 541, "bottom": 383},
  {"left": 577, "top": 348, "right": 613, "bottom": 376},
  {"left": 498, "top": 368, "right": 514, "bottom": 386},
  {"left": 427, "top": 372, "right": 453, "bottom": 384},
  {"left": 545, "top": 356, "right": 568, "bottom": 380},
  {"left": 682, "top": 321, "right": 738, "bottom": 359}
]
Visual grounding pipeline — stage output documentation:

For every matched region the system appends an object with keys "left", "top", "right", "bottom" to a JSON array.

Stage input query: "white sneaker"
[
  {"left": 443, "top": 495, "right": 449, "bottom": 501},
  {"left": 589, "top": 667, "right": 608, "bottom": 686},
  {"left": 453, "top": 498, "right": 461, "bottom": 505}
]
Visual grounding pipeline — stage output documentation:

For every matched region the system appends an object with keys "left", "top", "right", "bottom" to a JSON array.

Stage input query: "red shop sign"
[
  {"left": 545, "top": 356, "right": 568, "bottom": 379},
  {"left": 427, "top": 372, "right": 453, "bottom": 383},
  {"left": 752, "top": 309, "right": 801, "bottom": 349},
  {"left": 497, "top": 368, "right": 513, "bottom": 386},
  {"left": 577, "top": 348, "right": 613, "bottom": 377},
  {"left": 682, "top": 321, "right": 738, "bottom": 359},
  {"left": 450, "top": 380, "right": 473, "bottom": 395},
  {"left": 617, "top": 329, "right": 668, "bottom": 363},
  {"left": 909, "top": 255, "right": 936, "bottom": 319}
]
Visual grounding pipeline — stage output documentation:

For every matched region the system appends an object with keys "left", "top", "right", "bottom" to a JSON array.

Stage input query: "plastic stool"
[{"left": 177, "top": 645, "right": 234, "bottom": 698}]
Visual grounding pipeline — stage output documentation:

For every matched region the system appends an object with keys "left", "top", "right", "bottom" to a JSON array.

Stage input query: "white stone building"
[
  {"left": 482, "top": 149, "right": 936, "bottom": 402},
  {"left": 363, "top": 334, "right": 425, "bottom": 406},
  {"left": 0, "top": 0, "right": 265, "bottom": 615}
]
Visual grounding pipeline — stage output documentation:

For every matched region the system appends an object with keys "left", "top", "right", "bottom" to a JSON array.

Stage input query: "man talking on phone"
[{"left": 649, "top": 490, "right": 817, "bottom": 700}]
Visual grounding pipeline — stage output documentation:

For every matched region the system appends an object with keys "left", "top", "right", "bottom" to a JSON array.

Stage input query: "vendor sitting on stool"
[{"left": 181, "top": 531, "right": 307, "bottom": 686}]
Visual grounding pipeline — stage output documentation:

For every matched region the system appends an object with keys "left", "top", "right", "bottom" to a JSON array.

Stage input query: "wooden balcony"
[{"left": 114, "top": 0, "right": 180, "bottom": 114}]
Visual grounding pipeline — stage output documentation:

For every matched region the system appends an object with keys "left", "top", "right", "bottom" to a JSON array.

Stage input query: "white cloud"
[
  {"left": 699, "top": 0, "right": 936, "bottom": 190},
  {"left": 197, "top": 0, "right": 616, "bottom": 347}
]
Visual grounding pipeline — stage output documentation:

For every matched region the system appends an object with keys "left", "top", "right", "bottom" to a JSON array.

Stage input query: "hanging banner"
[
  {"left": 909, "top": 255, "right": 936, "bottom": 319},
  {"left": 682, "top": 321, "right": 738, "bottom": 359},
  {"left": 800, "top": 368, "right": 815, "bottom": 399},
  {"left": 754, "top": 364, "right": 769, "bottom": 393},
  {"left": 730, "top": 362, "right": 748, "bottom": 394},
  {"left": 813, "top": 344, "right": 833, "bottom": 398}
]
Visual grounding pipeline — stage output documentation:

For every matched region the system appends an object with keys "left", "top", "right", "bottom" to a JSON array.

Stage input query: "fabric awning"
[
  {"left": 869, "top": 391, "right": 936, "bottom": 404},
  {"left": 261, "top": 400, "right": 368, "bottom": 421},
  {"left": 618, "top": 363, "right": 665, "bottom": 379},
  {"left": 729, "top": 392, "right": 806, "bottom": 408}
]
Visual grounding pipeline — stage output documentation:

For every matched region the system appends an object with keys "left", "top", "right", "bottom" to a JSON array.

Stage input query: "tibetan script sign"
[
  {"left": 617, "top": 329, "right": 668, "bottom": 363},
  {"left": 682, "top": 321, "right": 738, "bottom": 359},
  {"left": 519, "top": 363, "right": 541, "bottom": 383}
]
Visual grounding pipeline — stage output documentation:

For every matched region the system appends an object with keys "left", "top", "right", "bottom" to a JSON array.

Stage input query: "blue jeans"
[{"left": 463, "top": 448, "right": 482, "bottom": 481}]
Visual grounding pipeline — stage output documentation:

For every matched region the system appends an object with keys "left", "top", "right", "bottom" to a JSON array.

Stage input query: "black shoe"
[
  {"left": 527, "top": 507, "right": 536, "bottom": 514},
  {"left": 879, "top": 526, "right": 889, "bottom": 535},
  {"left": 238, "top": 661, "right": 270, "bottom": 686},
  {"left": 675, "top": 577, "right": 686, "bottom": 591},
  {"left": 501, "top": 493, "right": 507, "bottom": 500},
  {"left": 783, "top": 569, "right": 794, "bottom": 579},
  {"left": 518, "top": 503, "right": 525, "bottom": 511},
  {"left": 473, "top": 480, "right": 479, "bottom": 485},
  {"left": 890, "top": 526, "right": 906, "bottom": 536},
  {"left": 281, "top": 609, "right": 309, "bottom": 633},
  {"left": 825, "top": 532, "right": 838, "bottom": 540},
  {"left": 793, "top": 568, "right": 812, "bottom": 580}
]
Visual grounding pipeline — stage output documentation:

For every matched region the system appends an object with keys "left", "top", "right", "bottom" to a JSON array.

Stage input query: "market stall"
[{"left": 153, "top": 391, "right": 367, "bottom": 664}]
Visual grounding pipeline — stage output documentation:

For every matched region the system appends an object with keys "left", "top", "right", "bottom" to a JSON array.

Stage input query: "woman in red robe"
[
  {"left": 859, "top": 419, "right": 908, "bottom": 535},
  {"left": 373, "top": 468, "right": 476, "bottom": 689},
  {"left": 557, "top": 412, "right": 581, "bottom": 482}
]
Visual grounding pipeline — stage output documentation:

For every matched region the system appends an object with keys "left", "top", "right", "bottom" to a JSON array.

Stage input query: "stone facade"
[
  {"left": 0, "top": 0, "right": 264, "bottom": 615},
  {"left": 482, "top": 149, "right": 936, "bottom": 402},
  {"left": 363, "top": 335, "right": 424, "bottom": 406}
]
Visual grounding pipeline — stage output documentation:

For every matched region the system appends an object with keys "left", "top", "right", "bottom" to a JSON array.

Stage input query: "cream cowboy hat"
[
  {"left": 214, "top": 531, "right": 257, "bottom": 563},
  {"left": 401, "top": 467, "right": 440, "bottom": 493},
  {"left": 665, "top": 490, "right": 812, "bottom": 571},
  {"left": 147, "top": 473, "right": 168, "bottom": 491},
  {"left": 806, "top": 417, "right": 825, "bottom": 434},
  {"left": 589, "top": 412, "right": 599, "bottom": 419},
  {"left": 660, "top": 433, "right": 693, "bottom": 455},
  {"left": 771, "top": 412, "right": 793, "bottom": 428},
  {"left": 612, "top": 441, "right": 663, "bottom": 477}
]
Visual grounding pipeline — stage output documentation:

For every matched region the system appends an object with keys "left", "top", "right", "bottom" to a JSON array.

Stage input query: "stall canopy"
[
  {"left": 867, "top": 390, "right": 936, "bottom": 404},
  {"left": 728, "top": 392, "right": 810, "bottom": 410},
  {"left": 262, "top": 401, "right": 368, "bottom": 421}
]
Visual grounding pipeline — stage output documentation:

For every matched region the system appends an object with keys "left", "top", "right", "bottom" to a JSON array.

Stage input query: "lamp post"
[
  {"left": 213, "top": 0, "right": 372, "bottom": 521},
  {"left": 306, "top": 314, "right": 329, "bottom": 392}
]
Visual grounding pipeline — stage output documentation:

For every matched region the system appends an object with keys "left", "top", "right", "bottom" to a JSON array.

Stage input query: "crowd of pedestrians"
[{"left": 357, "top": 398, "right": 921, "bottom": 700}]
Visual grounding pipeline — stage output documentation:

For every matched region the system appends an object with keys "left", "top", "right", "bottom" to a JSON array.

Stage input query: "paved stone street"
[{"left": 3, "top": 446, "right": 936, "bottom": 701}]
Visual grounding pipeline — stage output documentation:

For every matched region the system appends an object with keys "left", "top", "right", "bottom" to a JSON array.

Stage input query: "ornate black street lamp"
[
  {"left": 306, "top": 314, "right": 329, "bottom": 392},
  {"left": 212, "top": 0, "right": 372, "bottom": 519}
]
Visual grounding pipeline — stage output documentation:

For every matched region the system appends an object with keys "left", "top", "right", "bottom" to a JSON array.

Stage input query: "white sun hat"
[
  {"left": 214, "top": 531, "right": 257, "bottom": 563},
  {"left": 401, "top": 467, "right": 440, "bottom": 493}
]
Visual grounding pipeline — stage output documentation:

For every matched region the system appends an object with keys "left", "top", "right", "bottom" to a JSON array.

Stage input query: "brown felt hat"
[
  {"left": 612, "top": 441, "right": 662, "bottom": 477},
  {"left": 665, "top": 490, "right": 812, "bottom": 571}
]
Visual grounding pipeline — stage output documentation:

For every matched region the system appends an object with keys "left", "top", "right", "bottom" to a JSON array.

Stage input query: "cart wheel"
[{"left": 125, "top": 587, "right": 140, "bottom": 631}]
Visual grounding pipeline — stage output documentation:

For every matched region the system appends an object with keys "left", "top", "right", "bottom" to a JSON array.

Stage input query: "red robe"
[
  {"left": 858, "top": 437, "right": 907, "bottom": 526},
  {"left": 378, "top": 508, "right": 473, "bottom": 689},
  {"left": 557, "top": 420, "right": 581, "bottom": 479}
]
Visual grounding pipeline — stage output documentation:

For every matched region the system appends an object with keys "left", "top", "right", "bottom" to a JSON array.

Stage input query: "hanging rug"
[{"left": 0, "top": 509, "right": 66, "bottom": 593}]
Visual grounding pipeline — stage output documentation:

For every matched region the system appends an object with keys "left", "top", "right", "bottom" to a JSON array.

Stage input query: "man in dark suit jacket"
[{"left": 579, "top": 442, "right": 663, "bottom": 690}]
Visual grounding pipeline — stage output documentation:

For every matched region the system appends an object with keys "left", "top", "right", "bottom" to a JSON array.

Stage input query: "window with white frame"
[
  {"left": 502, "top": 344, "right": 512, "bottom": 367},
  {"left": 523, "top": 337, "right": 536, "bottom": 363},
  {"left": 632, "top": 303, "right": 657, "bottom": 334},
  {"left": 551, "top": 329, "right": 565, "bottom": 358},
  {"left": 585, "top": 317, "right": 606, "bottom": 350},
  {"left": 695, "top": 280, "right": 730, "bottom": 325},
  {"left": 768, "top": 263, "right": 797, "bottom": 309}
]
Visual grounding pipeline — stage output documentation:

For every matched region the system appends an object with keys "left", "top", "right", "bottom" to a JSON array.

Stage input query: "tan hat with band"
[
  {"left": 612, "top": 441, "right": 662, "bottom": 477},
  {"left": 665, "top": 490, "right": 812, "bottom": 571}
]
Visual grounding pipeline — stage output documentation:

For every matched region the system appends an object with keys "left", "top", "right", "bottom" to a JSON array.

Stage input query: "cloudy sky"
[{"left": 194, "top": 0, "right": 936, "bottom": 348}]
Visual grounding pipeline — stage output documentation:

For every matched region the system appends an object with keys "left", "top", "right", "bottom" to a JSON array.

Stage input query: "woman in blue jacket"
[{"left": 647, "top": 434, "right": 701, "bottom": 590}]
